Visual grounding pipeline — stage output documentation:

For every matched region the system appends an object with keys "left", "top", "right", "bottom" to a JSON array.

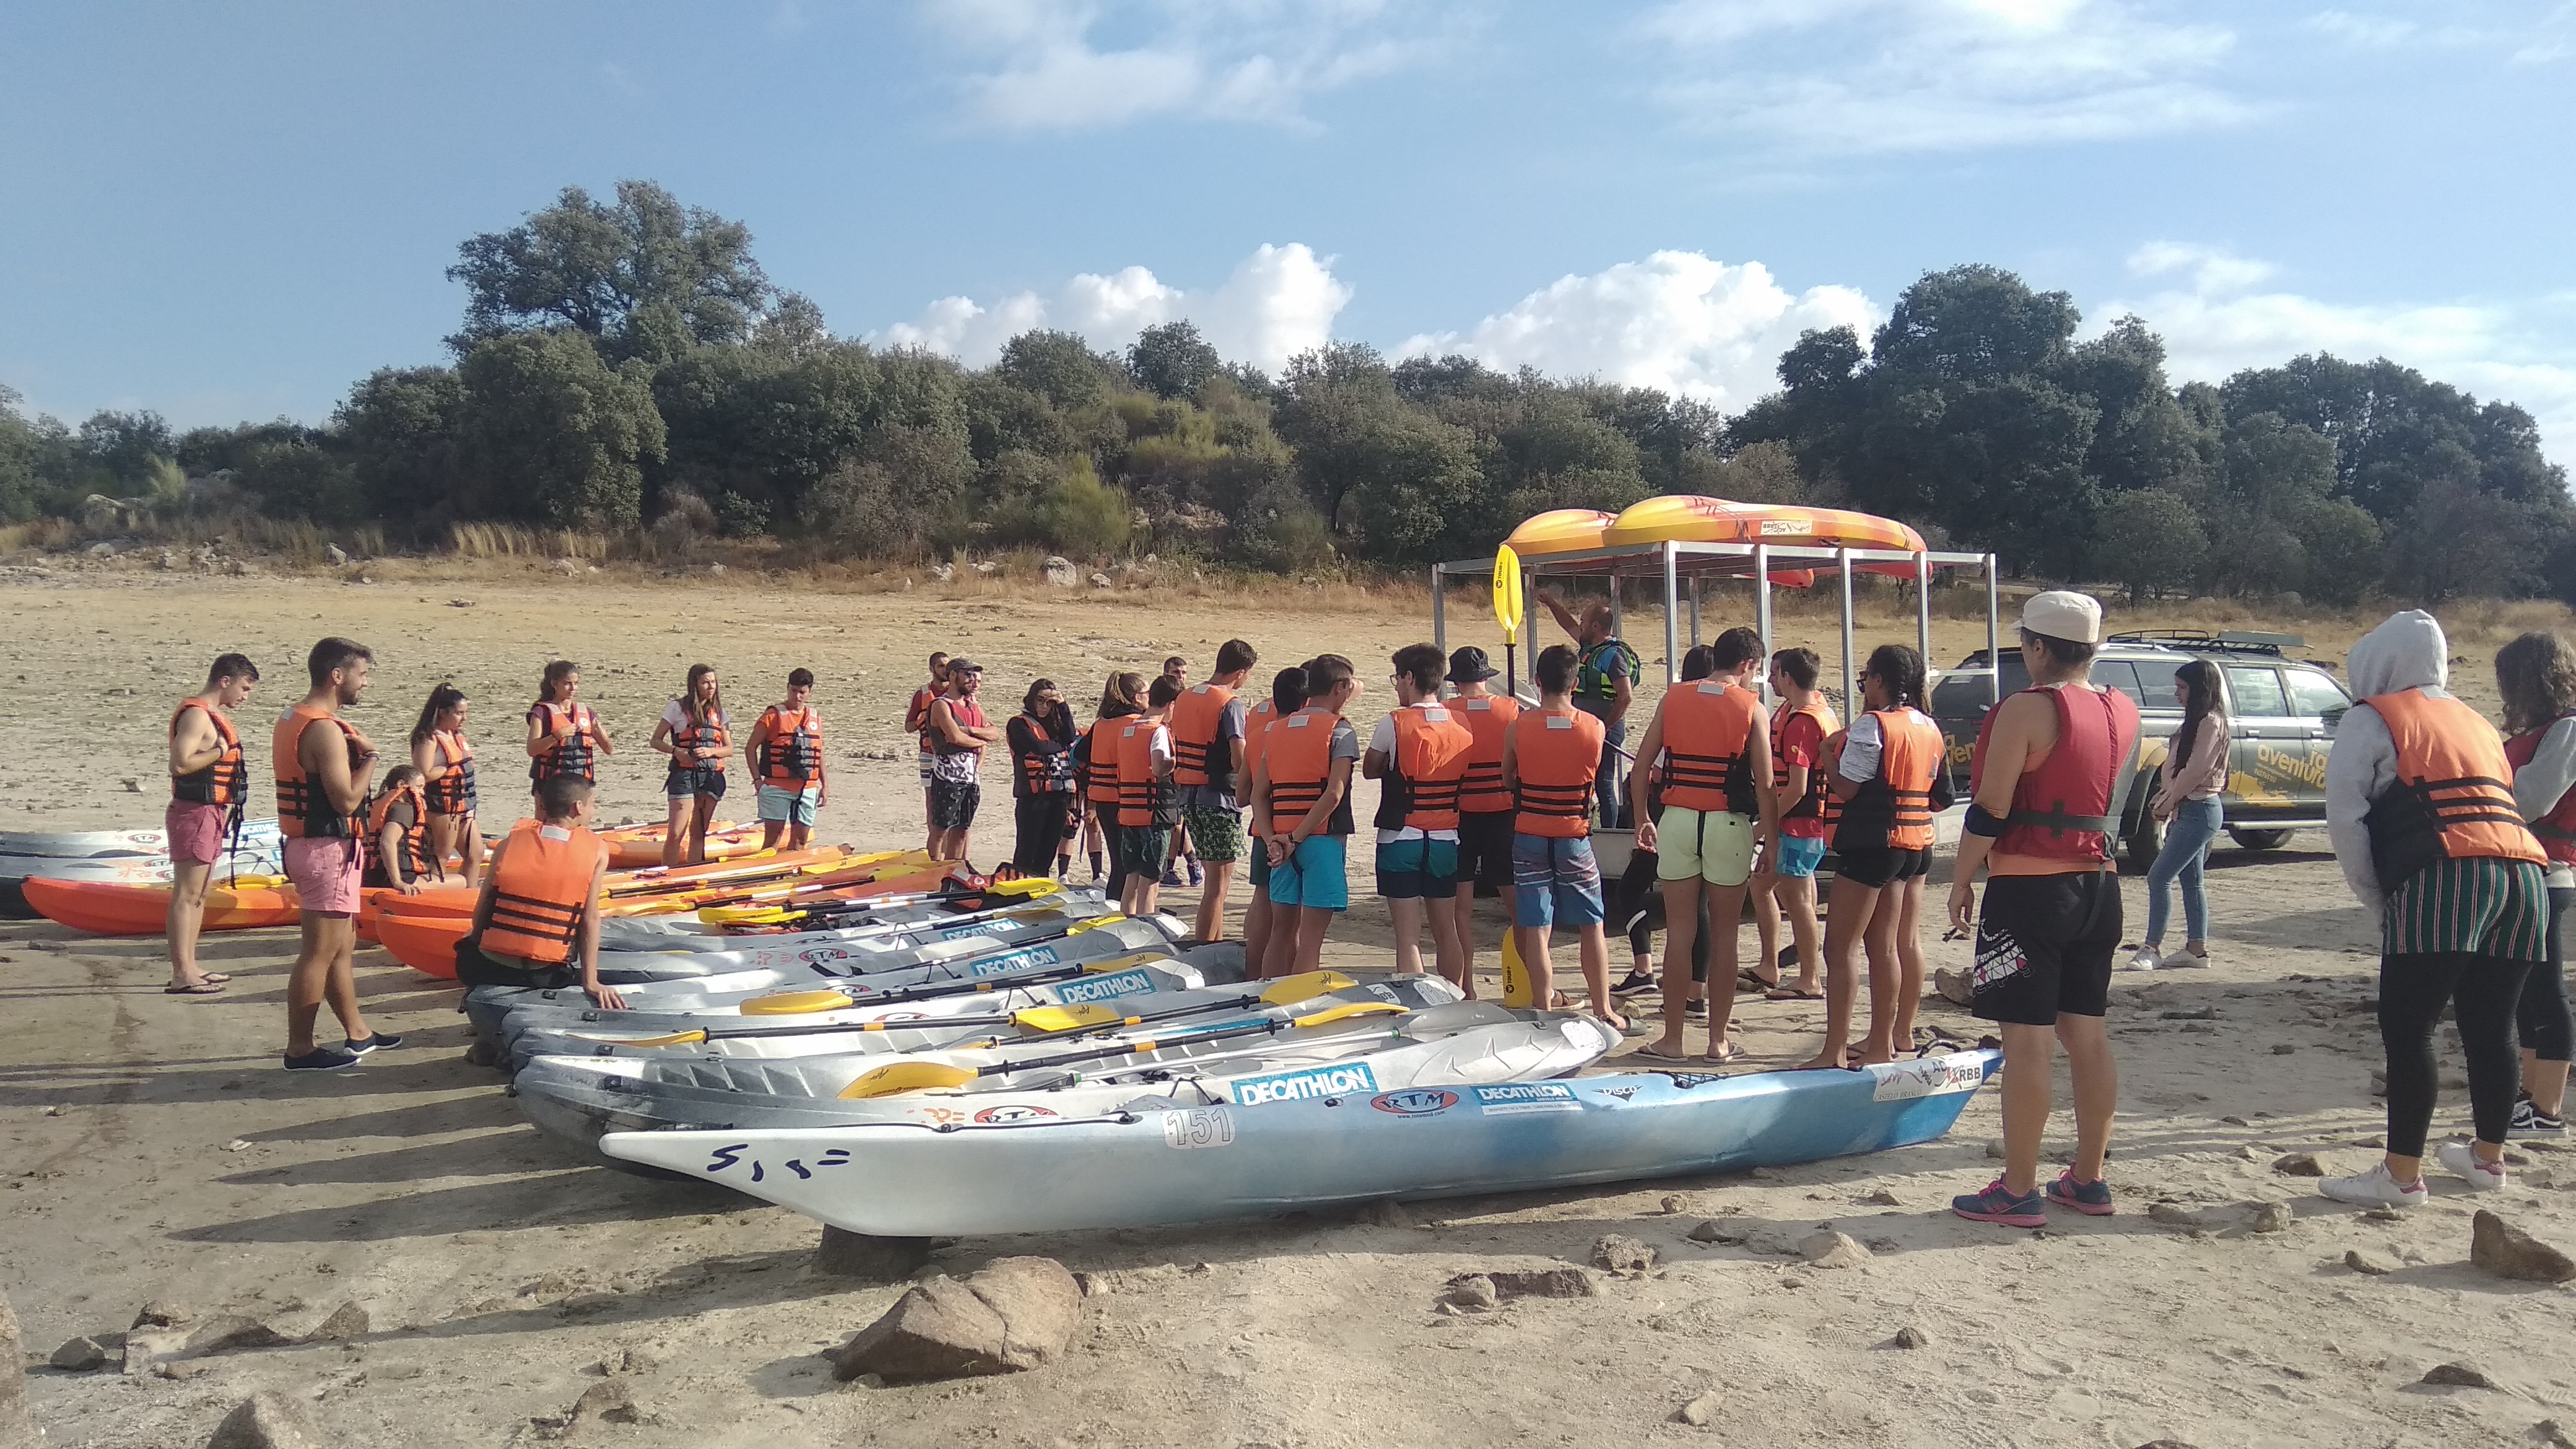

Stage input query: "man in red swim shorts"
[
  {"left": 274, "top": 638, "right": 399, "bottom": 1071},
  {"left": 165, "top": 653, "right": 259, "bottom": 994}
]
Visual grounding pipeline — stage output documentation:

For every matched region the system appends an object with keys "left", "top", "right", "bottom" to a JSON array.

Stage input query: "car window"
[
  {"left": 2225, "top": 666, "right": 2291, "bottom": 718},
  {"left": 1931, "top": 656, "right": 2027, "bottom": 716},
  {"left": 2286, "top": 669, "right": 2350, "bottom": 717},
  {"left": 2090, "top": 659, "right": 2147, "bottom": 707}
]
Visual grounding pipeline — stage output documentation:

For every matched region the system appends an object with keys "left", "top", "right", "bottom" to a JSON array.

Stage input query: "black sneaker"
[
  {"left": 1610, "top": 968, "right": 1656, "bottom": 997},
  {"left": 2509, "top": 1094, "right": 2567, "bottom": 1139},
  {"left": 284, "top": 1046, "right": 363, "bottom": 1071},
  {"left": 344, "top": 1033, "right": 405, "bottom": 1055},
  {"left": 1684, "top": 998, "right": 1707, "bottom": 1019}
]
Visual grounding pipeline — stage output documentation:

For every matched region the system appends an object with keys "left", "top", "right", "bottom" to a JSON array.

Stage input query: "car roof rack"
[{"left": 2105, "top": 629, "right": 2305, "bottom": 655}]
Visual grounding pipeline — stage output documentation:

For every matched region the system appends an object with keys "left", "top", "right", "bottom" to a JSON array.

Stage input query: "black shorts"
[
  {"left": 453, "top": 936, "right": 577, "bottom": 991},
  {"left": 1970, "top": 872, "right": 2123, "bottom": 1026},
  {"left": 1835, "top": 846, "right": 1930, "bottom": 890},
  {"left": 664, "top": 766, "right": 728, "bottom": 801},
  {"left": 929, "top": 778, "right": 982, "bottom": 832},
  {"left": 1455, "top": 812, "right": 1515, "bottom": 895}
]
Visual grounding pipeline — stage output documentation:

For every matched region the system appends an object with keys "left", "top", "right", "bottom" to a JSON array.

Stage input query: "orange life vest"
[
  {"left": 1373, "top": 705, "right": 1474, "bottom": 833},
  {"left": 170, "top": 700, "right": 246, "bottom": 808},
  {"left": 1658, "top": 679, "right": 1762, "bottom": 815},
  {"left": 673, "top": 707, "right": 729, "bottom": 772},
  {"left": 1082, "top": 716, "right": 1129, "bottom": 804},
  {"left": 1451, "top": 695, "right": 1520, "bottom": 814},
  {"left": 2364, "top": 689, "right": 2546, "bottom": 891},
  {"left": 1770, "top": 698, "right": 1838, "bottom": 830},
  {"left": 530, "top": 701, "right": 599, "bottom": 783},
  {"left": 1168, "top": 684, "right": 1237, "bottom": 793},
  {"left": 481, "top": 821, "right": 607, "bottom": 965},
  {"left": 272, "top": 703, "right": 363, "bottom": 840},
  {"left": 424, "top": 729, "right": 477, "bottom": 815},
  {"left": 1832, "top": 709, "right": 1944, "bottom": 852},
  {"left": 908, "top": 685, "right": 940, "bottom": 754},
  {"left": 1512, "top": 707, "right": 1604, "bottom": 838},
  {"left": 1263, "top": 708, "right": 1354, "bottom": 838},
  {"left": 363, "top": 781, "right": 431, "bottom": 882},
  {"left": 1115, "top": 717, "right": 1171, "bottom": 828},
  {"left": 757, "top": 705, "right": 823, "bottom": 786}
]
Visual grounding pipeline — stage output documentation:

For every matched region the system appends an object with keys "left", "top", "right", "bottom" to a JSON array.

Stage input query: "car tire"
[
  {"left": 2228, "top": 828, "right": 2295, "bottom": 851},
  {"left": 2121, "top": 773, "right": 2165, "bottom": 876}
]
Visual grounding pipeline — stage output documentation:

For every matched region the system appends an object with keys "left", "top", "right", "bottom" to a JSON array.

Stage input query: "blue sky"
[{"left": 5, "top": 1, "right": 2573, "bottom": 460}]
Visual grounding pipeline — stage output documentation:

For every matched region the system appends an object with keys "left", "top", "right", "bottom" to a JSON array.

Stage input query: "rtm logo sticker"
[
  {"left": 1472, "top": 1082, "right": 1581, "bottom": 1116},
  {"left": 1868, "top": 1055, "right": 1987, "bottom": 1102},
  {"left": 1370, "top": 1089, "right": 1458, "bottom": 1116},
  {"left": 1161, "top": 1107, "right": 1234, "bottom": 1149},
  {"left": 1052, "top": 969, "right": 1157, "bottom": 1004},
  {"left": 968, "top": 945, "right": 1060, "bottom": 978},
  {"left": 1230, "top": 1062, "right": 1378, "bottom": 1106},
  {"left": 798, "top": 946, "right": 855, "bottom": 965},
  {"left": 973, "top": 1103, "right": 1059, "bottom": 1124}
]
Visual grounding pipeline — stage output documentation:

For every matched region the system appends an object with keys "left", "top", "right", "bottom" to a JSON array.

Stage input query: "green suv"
[{"left": 1928, "top": 630, "right": 2351, "bottom": 873}]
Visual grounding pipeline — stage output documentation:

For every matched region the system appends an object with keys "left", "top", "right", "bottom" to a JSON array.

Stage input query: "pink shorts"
[
  {"left": 284, "top": 837, "right": 363, "bottom": 916},
  {"left": 163, "top": 801, "right": 229, "bottom": 868}
]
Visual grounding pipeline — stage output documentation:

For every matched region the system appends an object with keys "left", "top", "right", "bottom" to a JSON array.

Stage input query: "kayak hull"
[
  {"left": 1500, "top": 508, "right": 1616, "bottom": 557},
  {"left": 1599, "top": 496, "right": 1930, "bottom": 577},
  {"left": 23, "top": 876, "right": 300, "bottom": 935},
  {"left": 600, "top": 1050, "right": 1997, "bottom": 1235}
]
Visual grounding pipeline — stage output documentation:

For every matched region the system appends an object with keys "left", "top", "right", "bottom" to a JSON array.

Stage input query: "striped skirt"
[{"left": 2382, "top": 856, "right": 2551, "bottom": 962}]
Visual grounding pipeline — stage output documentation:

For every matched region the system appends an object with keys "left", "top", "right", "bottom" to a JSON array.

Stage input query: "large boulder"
[
  {"left": 2471, "top": 1210, "right": 2576, "bottom": 1283},
  {"left": 832, "top": 1256, "right": 1081, "bottom": 1383},
  {"left": 205, "top": 1391, "right": 327, "bottom": 1449}
]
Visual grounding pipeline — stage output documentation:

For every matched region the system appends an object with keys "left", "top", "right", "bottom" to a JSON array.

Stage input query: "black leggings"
[
  {"left": 2380, "top": 951, "right": 2533, "bottom": 1155},
  {"left": 1099, "top": 817, "right": 1129, "bottom": 900},
  {"left": 1617, "top": 848, "right": 1710, "bottom": 981},
  {"left": 2517, "top": 887, "right": 2576, "bottom": 1062},
  {"left": 1012, "top": 793, "right": 1073, "bottom": 877}
]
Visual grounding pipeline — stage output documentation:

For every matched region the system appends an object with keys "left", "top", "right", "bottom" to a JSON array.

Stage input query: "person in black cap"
[{"left": 1443, "top": 646, "right": 1519, "bottom": 998}]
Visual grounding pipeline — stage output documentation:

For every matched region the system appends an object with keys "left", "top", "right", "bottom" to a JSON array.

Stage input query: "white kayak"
[{"left": 0, "top": 819, "right": 282, "bottom": 859}]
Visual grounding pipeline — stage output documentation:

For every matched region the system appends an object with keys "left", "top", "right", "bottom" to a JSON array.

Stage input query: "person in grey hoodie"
[{"left": 2319, "top": 610, "right": 2551, "bottom": 1209}]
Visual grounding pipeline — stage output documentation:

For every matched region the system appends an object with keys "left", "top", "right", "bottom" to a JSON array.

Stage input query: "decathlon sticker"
[
  {"left": 968, "top": 945, "right": 1060, "bottom": 978},
  {"left": 1370, "top": 1088, "right": 1457, "bottom": 1116},
  {"left": 1867, "top": 1054, "right": 1986, "bottom": 1102},
  {"left": 938, "top": 919, "right": 1016, "bottom": 941},
  {"left": 973, "top": 1103, "right": 1059, "bottom": 1124},
  {"left": 1052, "top": 968, "right": 1157, "bottom": 1004},
  {"left": 1161, "top": 1107, "right": 1235, "bottom": 1149},
  {"left": 1230, "top": 1062, "right": 1378, "bottom": 1106},
  {"left": 1472, "top": 1082, "right": 1580, "bottom": 1116}
]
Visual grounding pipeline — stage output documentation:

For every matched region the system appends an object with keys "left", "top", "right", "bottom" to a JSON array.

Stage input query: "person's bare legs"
[
  {"left": 1577, "top": 924, "right": 1614, "bottom": 1021},
  {"left": 1647, "top": 875, "right": 1703, "bottom": 1056},
  {"left": 458, "top": 813, "right": 484, "bottom": 878},
  {"left": 1243, "top": 889, "right": 1274, "bottom": 976},
  {"left": 1194, "top": 859, "right": 1235, "bottom": 943},
  {"left": 789, "top": 821, "right": 814, "bottom": 851},
  {"left": 323, "top": 916, "right": 368, "bottom": 1042},
  {"left": 688, "top": 794, "right": 718, "bottom": 865},
  {"left": 661, "top": 794, "right": 692, "bottom": 869},
  {"left": 1518, "top": 922, "right": 1556, "bottom": 1022},
  {"left": 1390, "top": 897, "right": 1427, "bottom": 974},
  {"left": 1887, "top": 879, "right": 1927, "bottom": 1053},
  {"left": 1855, "top": 887, "right": 1905, "bottom": 1064},
  {"left": 166, "top": 860, "right": 215, "bottom": 989},
  {"left": 287, "top": 914, "right": 367, "bottom": 1055},
  {"left": 1779, "top": 872, "right": 1822, "bottom": 994},
  {"left": 1428, "top": 889, "right": 1466, "bottom": 987},
  {"left": 761, "top": 817, "right": 787, "bottom": 851},
  {"left": 1292, "top": 907, "right": 1331, "bottom": 973},
  {"left": 1799, "top": 874, "right": 1878, "bottom": 1070},
  {"left": 2524, "top": 1050, "right": 2572, "bottom": 1116},
  {"left": 1995, "top": 1020, "right": 2056, "bottom": 1195},
  {"left": 2056, "top": 1011, "right": 2117, "bottom": 1185},
  {"left": 1703, "top": 881, "right": 1753, "bottom": 1058},
  {"left": 1750, "top": 872, "right": 1783, "bottom": 988}
]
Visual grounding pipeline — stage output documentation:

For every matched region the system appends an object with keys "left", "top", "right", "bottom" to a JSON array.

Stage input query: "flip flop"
[
  {"left": 163, "top": 981, "right": 225, "bottom": 996},
  {"left": 1765, "top": 985, "right": 1825, "bottom": 1001},
  {"left": 200, "top": 972, "right": 231, "bottom": 985},
  {"left": 1702, "top": 1041, "right": 1744, "bottom": 1064},
  {"left": 1629, "top": 1047, "right": 1698, "bottom": 1064},
  {"left": 1734, "top": 970, "right": 1777, "bottom": 994}
]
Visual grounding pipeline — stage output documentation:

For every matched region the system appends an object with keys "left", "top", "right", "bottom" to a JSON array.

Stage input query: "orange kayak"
[
  {"left": 378, "top": 912, "right": 470, "bottom": 980},
  {"left": 599, "top": 821, "right": 770, "bottom": 869},
  {"left": 1598, "top": 497, "right": 1929, "bottom": 577},
  {"left": 25, "top": 876, "right": 301, "bottom": 936}
]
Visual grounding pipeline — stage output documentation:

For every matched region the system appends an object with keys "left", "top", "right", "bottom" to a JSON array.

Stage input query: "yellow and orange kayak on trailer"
[
  {"left": 24, "top": 876, "right": 302, "bottom": 936},
  {"left": 1500, "top": 509, "right": 1618, "bottom": 557},
  {"left": 1599, "top": 496, "right": 1928, "bottom": 575}
]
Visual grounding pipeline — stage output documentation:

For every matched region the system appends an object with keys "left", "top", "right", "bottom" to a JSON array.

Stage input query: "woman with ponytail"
[{"left": 2130, "top": 659, "right": 2227, "bottom": 971}]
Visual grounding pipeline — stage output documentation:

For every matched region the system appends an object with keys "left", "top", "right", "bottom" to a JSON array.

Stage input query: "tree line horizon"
[{"left": 2, "top": 179, "right": 2566, "bottom": 606}]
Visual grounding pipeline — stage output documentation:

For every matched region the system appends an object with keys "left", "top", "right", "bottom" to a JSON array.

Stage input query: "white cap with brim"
[{"left": 2019, "top": 590, "right": 2104, "bottom": 645}]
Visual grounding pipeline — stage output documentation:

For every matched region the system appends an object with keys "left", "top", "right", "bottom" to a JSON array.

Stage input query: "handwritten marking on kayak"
[{"left": 1866, "top": 1054, "right": 1988, "bottom": 1102}]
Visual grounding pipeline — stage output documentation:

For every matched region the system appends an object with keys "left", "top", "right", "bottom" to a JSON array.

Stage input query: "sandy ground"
[{"left": 7, "top": 567, "right": 2576, "bottom": 1448}]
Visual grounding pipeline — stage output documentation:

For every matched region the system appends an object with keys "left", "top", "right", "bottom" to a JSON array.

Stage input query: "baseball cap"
[
  {"left": 2019, "top": 591, "right": 2103, "bottom": 645},
  {"left": 1447, "top": 646, "right": 1500, "bottom": 683},
  {"left": 945, "top": 656, "right": 983, "bottom": 675}
]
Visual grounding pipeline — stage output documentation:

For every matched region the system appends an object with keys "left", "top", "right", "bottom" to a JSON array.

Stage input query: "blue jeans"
[
  {"left": 2145, "top": 796, "right": 2222, "bottom": 945},
  {"left": 1594, "top": 718, "right": 1629, "bottom": 829}
]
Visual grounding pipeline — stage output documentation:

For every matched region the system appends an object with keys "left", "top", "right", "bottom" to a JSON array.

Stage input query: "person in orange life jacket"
[
  {"left": 1115, "top": 676, "right": 1183, "bottom": 916},
  {"left": 2313, "top": 610, "right": 2551, "bottom": 1211},
  {"left": 409, "top": 684, "right": 482, "bottom": 882},
  {"left": 276, "top": 637, "right": 396, "bottom": 1071},
  {"left": 908, "top": 652, "right": 951, "bottom": 853},
  {"left": 1239, "top": 666, "right": 1307, "bottom": 977},
  {"left": 1632, "top": 627, "right": 1776, "bottom": 1061},
  {"left": 1502, "top": 644, "right": 1626, "bottom": 1030},
  {"left": 749, "top": 668, "right": 828, "bottom": 851},
  {"left": 1006, "top": 679, "right": 1081, "bottom": 879},
  {"left": 1799, "top": 643, "right": 1950, "bottom": 1073},
  {"left": 165, "top": 651, "right": 259, "bottom": 994},
  {"left": 1157, "top": 655, "right": 1204, "bottom": 887},
  {"left": 1949, "top": 593, "right": 2137, "bottom": 1227},
  {"left": 1751, "top": 647, "right": 1837, "bottom": 1003},
  {"left": 456, "top": 772, "right": 622, "bottom": 1012},
  {"left": 2499, "top": 631, "right": 2576, "bottom": 1139},
  {"left": 1077, "top": 672, "right": 1148, "bottom": 900},
  {"left": 1173, "top": 639, "right": 1259, "bottom": 942},
  {"left": 927, "top": 657, "right": 1004, "bottom": 863},
  {"left": 1365, "top": 643, "right": 1476, "bottom": 983},
  {"left": 1443, "top": 646, "right": 1517, "bottom": 1001},
  {"left": 650, "top": 664, "right": 730, "bottom": 868},
  {"left": 1251, "top": 655, "right": 1362, "bottom": 980},
  {"left": 524, "top": 660, "right": 613, "bottom": 811},
  {"left": 362, "top": 765, "right": 435, "bottom": 894}
]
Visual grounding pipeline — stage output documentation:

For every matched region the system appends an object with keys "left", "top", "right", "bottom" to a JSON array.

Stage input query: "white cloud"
[
  {"left": 869, "top": 242, "right": 1351, "bottom": 373},
  {"left": 1395, "top": 251, "right": 1878, "bottom": 409},
  {"left": 1639, "top": 0, "right": 2255, "bottom": 153},
  {"left": 924, "top": 0, "right": 1453, "bottom": 131},
  {"left": 2106, "top": 242, "right": 2576, "bottom": 468}
]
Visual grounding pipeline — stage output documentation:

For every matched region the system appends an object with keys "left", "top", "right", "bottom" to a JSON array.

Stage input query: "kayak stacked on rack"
[{"left": 2, "top": 819, "right": 284, "bottom": 921}]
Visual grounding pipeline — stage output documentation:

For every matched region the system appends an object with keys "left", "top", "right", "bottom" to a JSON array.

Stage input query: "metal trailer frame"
[{"left": 1430, "top": 539, "right": 2004, "bottom": 713}]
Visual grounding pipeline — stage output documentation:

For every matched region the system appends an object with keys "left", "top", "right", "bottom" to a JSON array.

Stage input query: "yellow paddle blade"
[
  {"left": 739, "top": 990, "right": 850, "bottom": 1016},
  {"left": 577, "top": 1028, "right": 707, "bottom": 1048},
  {"left": 1500, "top": 930, "right": 1533, "bottom": 1008},
  {"left": 1064, "top": 913, "right": 1126, "bottom": 935},
  {"left": 1292, "top": 1002, "right": 1408, "bottom": 1028},
  {"left": 1258, "top": 971, "right": 1356, "bottom": 1005},
  {"left": 1007, "top": 1003, "right": 1126, "bottom": 1034},
  {"left": 698, "top": 905, "right": 788, "bottom": 925},
  {"left": 1080, "top": 951, "right": 1163, "bottom": 973},
  {"left": 987, "top": 877, "right": 1060, "bottom": 899},
  {"left": 224, "top": 873, "right": 290, "bottom": 888},
  {"left": 838, "top": 1060, "right": 978, "bottom": 1099}
]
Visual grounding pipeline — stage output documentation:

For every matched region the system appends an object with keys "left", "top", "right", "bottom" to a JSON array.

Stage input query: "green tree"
[
  {"left": 77, "top": 410, "right": 175, "bottom": 491},
  {"left": 994, "top": 330, "right": 1125, "bottom": 412},
  {"left": 455, "top": 330, "right": 665, "bottom": 528},
  {"left": 335, "top": 367, "right": 466, "bottom": 517},
  {"left": 1127, "top": 321, "right": 1222, "bottom": 400},
  {"left": 2096, "top": 489, "right": 2207, "bottom": 605},
  {"left": 446, "top": 180, "right": 774, "bottom": 360},
  {"left": 0, "top": 386, "right": 43, "bottom": 523}
]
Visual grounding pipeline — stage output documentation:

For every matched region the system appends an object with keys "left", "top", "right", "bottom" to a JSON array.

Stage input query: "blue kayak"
[{"left": 598, "top": 1048, "right": 1999, "bottom": 1236}]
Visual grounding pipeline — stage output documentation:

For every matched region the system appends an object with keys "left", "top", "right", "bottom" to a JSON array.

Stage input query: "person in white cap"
[{"left": 1947, "top": 590, "right": 2140, "bottom": 1228}]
